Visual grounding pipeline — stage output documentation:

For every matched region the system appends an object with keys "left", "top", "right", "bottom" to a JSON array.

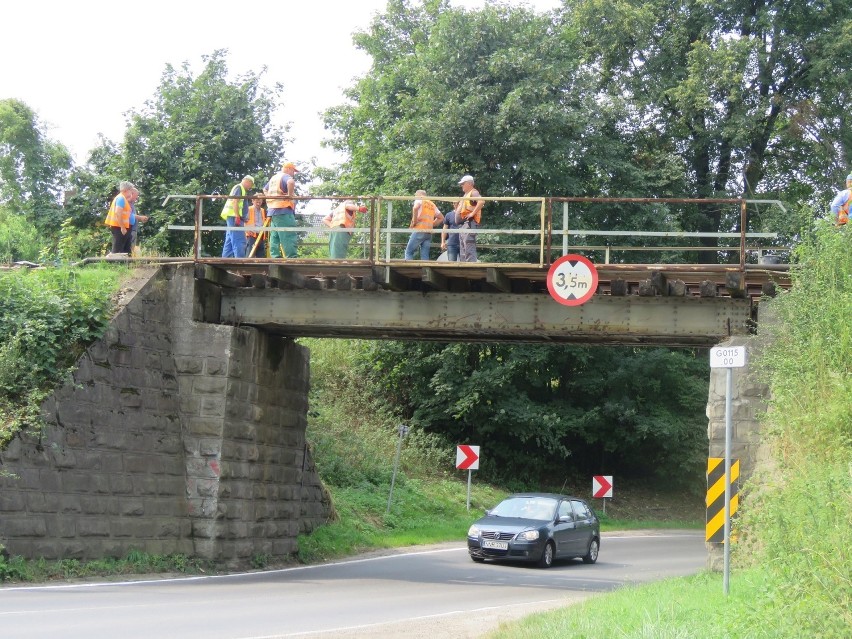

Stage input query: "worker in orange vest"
[
  {"left": 405, "top": 189, "right": 444, "bottom": 260},
  {"left": 830, "top": 173, "right": 852, "bottom": 227},
  {"left": 323, "top": 200, "right": 367, "bottom": 258},
  {"left": 105, "top": 181, "right": 135, "bottom": 255},
  {"left": 246, "top": 193, "right": 268, "bottom": 257},
  {"left": 455, "top": 175, "right": 484, "bottom": 262}
]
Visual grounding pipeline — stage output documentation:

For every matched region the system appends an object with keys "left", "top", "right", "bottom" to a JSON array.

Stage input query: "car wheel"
[
  {"left": 582, "top": 538, "right": 599, "bottom": 564},
  {"left": 471, "top": 556, "right": 485, "bottom": 563},
  {"left": 537, "top": 541, "right": 555, "bottom": 568}
]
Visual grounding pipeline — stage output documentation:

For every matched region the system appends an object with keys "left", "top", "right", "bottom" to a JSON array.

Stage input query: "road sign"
[
  {"left": 456, "top": 445, "right": 480, "bottom": 470},
  {"left": 592, "top": 475, "right": 613, "bottom": 499},
  {"left": 706, "top": 457, "right": 739, "bottom": 543},
  {"left": 546, "top": 254, "right": 599, "bottom": 306},
  {"left": 710, "top": 346, "right": 746, "bottom": 368}
]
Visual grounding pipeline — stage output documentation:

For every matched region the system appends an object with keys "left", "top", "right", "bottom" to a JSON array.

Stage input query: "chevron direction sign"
[
  {"left": 706, "top": 457, "right": 740, "bottom": 543},
  {"left": 592, "top": 475, "right": 613, "bottom": 499},
  {"left": 456, "top": 445, "right": 480, "bottom": 470}
]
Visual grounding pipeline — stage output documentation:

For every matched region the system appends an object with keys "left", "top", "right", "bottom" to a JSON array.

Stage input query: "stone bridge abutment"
[{"left": 0, "top": 264, "right": 331, "bottom": 561}]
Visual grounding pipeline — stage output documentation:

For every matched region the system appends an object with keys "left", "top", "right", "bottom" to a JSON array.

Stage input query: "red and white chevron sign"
[
  {"left": 592, "top": 475, "right": 613, "bottom": 499},
  {"left": 456, "top": 445, "right": 480, "bottom": 470}
]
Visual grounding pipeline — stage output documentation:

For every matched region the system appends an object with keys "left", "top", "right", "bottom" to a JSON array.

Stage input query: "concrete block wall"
[{"left": 0, "top": 264, "right": 331, "bottom": 561}]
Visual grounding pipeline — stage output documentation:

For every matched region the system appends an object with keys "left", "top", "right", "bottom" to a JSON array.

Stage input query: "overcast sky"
[{"left": 1, "top": 0, "right": 560, "bottom": 170}]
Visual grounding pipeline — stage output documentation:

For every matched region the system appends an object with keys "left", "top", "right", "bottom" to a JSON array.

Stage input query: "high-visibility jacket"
[
  {"left": 265, "top": 172, "right": 295, "bottom": 209},
  {"left": 105, "top": 193, "right": 131, "bottom": 229},
  {"left": 220, "top": 184, "right": 248, "bottom": 220},
  {"left": 246, "top": 205, "right": 266, "bottom": 237},
  {"left": 412, "top": 199, "right": 440, "bottom": 230},
  {"left": 838, "top": 189, "right": 851, "bottom": 226},
  {"left": 460, "top": 192, "right": 482, "bottom": 224},
  {"left": 324, "top": 201, "right": 356, "bottom": 229}
]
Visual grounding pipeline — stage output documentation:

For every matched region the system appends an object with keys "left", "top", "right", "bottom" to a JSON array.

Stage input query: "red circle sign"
[{"left": 547, "top": 254, "right": 599, "bottom": 306}]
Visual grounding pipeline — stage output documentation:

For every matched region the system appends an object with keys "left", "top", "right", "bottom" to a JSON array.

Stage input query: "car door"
[
  {"left": 571, "top": 499, "right": 595, "bottom": 554},
  {"left": 552, "top": 499, "right": 580, "bottom": 556}
]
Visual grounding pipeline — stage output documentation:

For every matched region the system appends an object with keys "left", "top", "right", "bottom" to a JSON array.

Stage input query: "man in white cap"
[
  {"left": 830, "top": 173, "right": 852, "bottom": 227},
  {"left": 221, "top": 175, "right": 254, "bottom": 257},
  {"left": 454, "top": 175, "right": 484, "bottom": 262}
]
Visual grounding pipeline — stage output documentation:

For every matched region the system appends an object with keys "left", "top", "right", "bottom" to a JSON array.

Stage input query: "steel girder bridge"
[{"left": 170, "top": 194, "right": 791, "bottom": 347}]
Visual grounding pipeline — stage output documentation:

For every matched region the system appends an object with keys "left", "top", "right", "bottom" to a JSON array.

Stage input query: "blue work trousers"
[
  {"left": 405, "top": 232, "right": 432, "bottom": 260},
  {"left": 222, "top": 217, "right": 246, "bottom": 258}
]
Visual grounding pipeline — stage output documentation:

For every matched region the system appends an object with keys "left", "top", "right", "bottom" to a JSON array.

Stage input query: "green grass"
[
  {"left": 487, "top": 569, "right": 799, "bottom": 639},
  {"left": 0, "top": 546, "right": 210, "bottom": 583}
]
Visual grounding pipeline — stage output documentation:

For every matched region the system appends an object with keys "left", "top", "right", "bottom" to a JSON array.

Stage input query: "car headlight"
[
  {"left": 518, "top": 530, "right": 540, "bottom": 541},
  {"left": 467, "top": 525, "right": 481, "bottom": 537}
]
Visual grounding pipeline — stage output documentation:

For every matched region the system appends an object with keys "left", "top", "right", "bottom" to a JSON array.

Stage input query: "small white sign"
[{"left": 710, "top": 346, "right": 746, "bottom": 369}]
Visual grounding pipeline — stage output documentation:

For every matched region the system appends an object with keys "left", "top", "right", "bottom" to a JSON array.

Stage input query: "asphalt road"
[{"left": 0, "top": 530, "right": 704, "bottom": 639}]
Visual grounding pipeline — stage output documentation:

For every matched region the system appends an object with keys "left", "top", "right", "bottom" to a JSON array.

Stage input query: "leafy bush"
[
  {"left": 0, "top": 265, "right": 126, "bottom": 447},
  {"left": 0, "top": 207, "right": 41, "bottom": 263}
]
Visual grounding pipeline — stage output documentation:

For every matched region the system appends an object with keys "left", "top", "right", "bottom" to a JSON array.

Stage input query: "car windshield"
[{"left": 491, "top": 497, "right": 558, "bottom": 521}]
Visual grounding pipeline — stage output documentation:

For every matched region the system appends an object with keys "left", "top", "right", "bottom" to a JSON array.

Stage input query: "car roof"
[{"left": 506, "top": 492, "right": 586, "bottom": 501}]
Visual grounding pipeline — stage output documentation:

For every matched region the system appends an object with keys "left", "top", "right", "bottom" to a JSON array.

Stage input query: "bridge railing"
[{"left": 166, "top": 193, "right": 786, "bottom": 267}]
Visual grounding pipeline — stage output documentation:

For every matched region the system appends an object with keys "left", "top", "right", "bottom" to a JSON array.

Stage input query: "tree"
[
  {"left": 569, "top": 0, "right": 852, "bottom": 231},
  {"left": 0, "top": 98, "right": 72, "bottom": 243},
  {"left": 322, "top": 1, "right": 699, "bottom": 262},
  {"left": 65, "top": 50, "right": 292, "bottom": 257},
  {"left": 359, "top": 340, "right": 709, "bottom": 487}
]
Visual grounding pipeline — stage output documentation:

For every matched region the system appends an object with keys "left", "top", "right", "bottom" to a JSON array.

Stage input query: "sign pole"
[
  {"left": 709, "top": 344, "right": 745, "bottom": 597},
  {"left": 466, "top": 470, "right": 472, "bottom": 511},
  {"left": 723, "top": 366, "right": 733, "bottom": 595}
]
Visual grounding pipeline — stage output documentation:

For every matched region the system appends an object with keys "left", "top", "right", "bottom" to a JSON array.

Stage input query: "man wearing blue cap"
[{"left": 830, "top": 173, "right": 852, "bottom": 227}]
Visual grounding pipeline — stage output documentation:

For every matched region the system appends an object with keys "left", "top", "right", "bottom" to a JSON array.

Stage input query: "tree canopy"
[{"left": 63, "top": 50, "right": 291, "bottom": 257}]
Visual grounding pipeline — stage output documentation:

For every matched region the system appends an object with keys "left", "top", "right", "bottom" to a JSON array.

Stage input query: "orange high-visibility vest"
[
  {"left": 266, "top": 172, "right": 295, "bottom": 209},
  {"left": 105, "top": 193, "right": 131, "bottom": 229},
  {"left": 246, "top": 205, "right": 266, "bottom": 237},
  {"left": 460, "top": 192, "right": 482, "bottom": 224},
  {"left": 839, "top": 190, "right": 851, "bottom": 226},
  {"left": 413, "top": 200, "right": 440, "bottom": 230},
  {"left": 324, "top": 201, "right": 357, "bottom": 229}
]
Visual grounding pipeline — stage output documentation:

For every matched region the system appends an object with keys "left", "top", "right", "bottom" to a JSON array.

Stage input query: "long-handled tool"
[{"left": 247, "top": 217, "right": 271, "bottom": 257}]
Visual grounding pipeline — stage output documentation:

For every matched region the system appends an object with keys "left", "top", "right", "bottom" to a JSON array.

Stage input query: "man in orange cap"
[{"left": 265, "top": 162, "right": 299, "bottom": 258}]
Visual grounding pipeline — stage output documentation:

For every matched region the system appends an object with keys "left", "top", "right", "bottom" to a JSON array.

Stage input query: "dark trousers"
[{"left": 110, "top": 226, "right": 132, "bottom": 254}]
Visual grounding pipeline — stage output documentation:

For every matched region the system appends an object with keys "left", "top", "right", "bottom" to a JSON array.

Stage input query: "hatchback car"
[{"left": 467, "top": 493, "right": 600, "bottom": 568}]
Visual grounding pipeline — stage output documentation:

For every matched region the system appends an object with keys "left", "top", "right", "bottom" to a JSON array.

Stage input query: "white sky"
[{"left": 0, "top": 0, "right": 561, "bottom": 170}]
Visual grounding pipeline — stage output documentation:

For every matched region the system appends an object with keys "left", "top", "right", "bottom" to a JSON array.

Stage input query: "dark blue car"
[{"left": 467, "top": 493, "right": 600, "bottom": 568}]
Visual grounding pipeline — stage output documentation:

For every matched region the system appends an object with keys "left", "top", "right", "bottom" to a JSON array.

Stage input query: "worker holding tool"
[
  {"left": 246, "top": 192, "right": 268, "bottom": 257},
  {"left": 323, "top": 200, "right": 368, "bottom": 259},
  {"left": 265, "top": 162, "right": 299, "bottom": 258}
]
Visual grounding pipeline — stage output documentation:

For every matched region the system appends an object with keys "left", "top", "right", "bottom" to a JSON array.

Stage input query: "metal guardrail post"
[
  {"left": 196, "top": 198, "right": 203, "bottom": 260},
  {"left": 739, "top": 200, "right": 747, "bottom": 270},
  {"left": 385, "top": 201, "right": 393, "bottom": 261},
  {"left": 563, "top": 202, "right": 569, "bottom": 257}
]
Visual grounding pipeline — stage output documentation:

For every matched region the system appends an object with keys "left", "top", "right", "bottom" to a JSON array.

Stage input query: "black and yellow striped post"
[{"left": 705, "top": 457, "right": 739, "bottom": 543}]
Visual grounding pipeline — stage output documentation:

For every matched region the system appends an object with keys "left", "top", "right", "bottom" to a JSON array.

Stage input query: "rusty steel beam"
[{"left": 218, "top": 288, "right": 751, "bottom": 347}]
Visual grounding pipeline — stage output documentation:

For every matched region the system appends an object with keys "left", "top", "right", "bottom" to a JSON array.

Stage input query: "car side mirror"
[{"left": 558, "top": 514, "right": 574, "bottom": 523}]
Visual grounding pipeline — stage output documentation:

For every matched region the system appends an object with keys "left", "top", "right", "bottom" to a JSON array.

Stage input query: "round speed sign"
[{"left": 547, "top": 254, "right": 599, "bottom": 306}]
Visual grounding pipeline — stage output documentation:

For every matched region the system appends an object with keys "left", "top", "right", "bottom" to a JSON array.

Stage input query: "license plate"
[{"left": 482, "top": 539, "right": 508, "bottom": 550}]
